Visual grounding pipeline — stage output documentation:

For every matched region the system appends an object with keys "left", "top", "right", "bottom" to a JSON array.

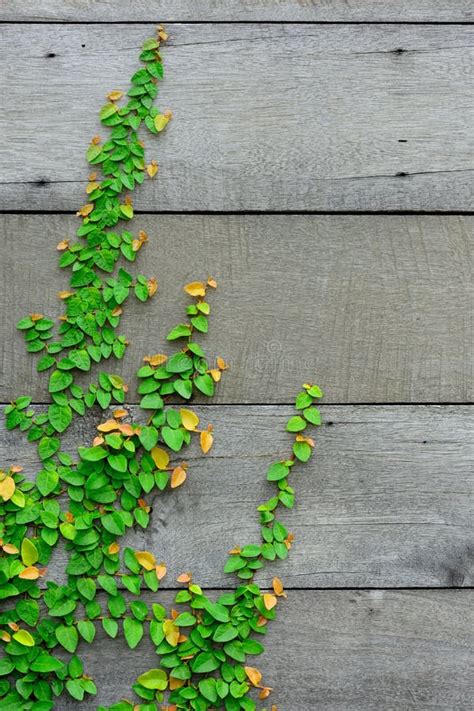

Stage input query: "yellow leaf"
[
  {"left": 2, "top": 543, "right": 19, "bottom": 555},
  {"left": 171, "top": 466, "right": 186, "bottom": 489},
  {"left": 58, "top": 290, "right": 74, "bottom": 299},
  {"left": 18, "top": 566, "right": 40, "bottom": 580},
  {"left": 21, "top": 538, "right": 39, "bottom": 566},
  {"left": 13, "top": 630, "right": 35, "bottom": 647},
  {"left": 107, "top": 90, "right": 123, "bottom": 101},
  {"left": 179, "top": 408, "right": 199, "bottom": 431},
  {"left": 272, "top": 577, "right": 287, "bottom": 598},
  {"left": 263, "top": 593, "right": 277, "bottom": 611},
  {"left": 113, "top": 408, "right": 127, "bottom": 419},
  {"left": 145, "top": 353, "right": 167, "bottom": 367},
  {"left": 209, "top": 368, "right": 221, "bottom": 382},
  {"left": 154, "top": 113, "right": 171, "bottom": 132},
  {"left": 151, "top": 447, "right": 169, "bottom": 470},
  {"left": 86, "top": 181, "right": 100, "bottom": 194},
  {"left": 259, "top": 687, "right": 273, "bottom": 699},
  {"left": 56, "top": 239, "right": 69, "bottom": 251},
  {"left": 183, "top": 281, "right": 206, "bottom": 298},
  {"left": 97, "top": 419, "right": 120, "bottom": 433},
  {"left": 108, "top": 542, "right": 120, "bottom": 555},
  {"left": 163, "top": 619, "right": 179, "bottom": 646},
  {"left": 244, "top": 666, "right": 262, "bottom": 687},
  {"left": 200, "top": 430, "right": 213, "bottom": 454},
  {"left": 30, "top": 313, "right": 43, "bottom": 322},
  {"left": 0, "top": 631, "right": 11, "bottom": 642},
  {"left": 76, "top": 203, "right": 94, "bottom": 217},
  {"left": 0, "top": 476, "right": 15, "bottom": 501},
  {"left": 146, "top": 160, "right": 159, "bottom": 177},
  {"left": 135, "top": 550, "right": 156, "bottom": 571}
]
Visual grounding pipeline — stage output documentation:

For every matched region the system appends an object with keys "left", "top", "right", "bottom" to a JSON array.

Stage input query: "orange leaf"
[
  {"left": 56, "top": 239, "right": 69, "bottom": 251},
  {"left": 151, "top": 447, "right": 169, "bottom": 470},
  {"left": 244, "top": 666, "right": 262, "bottom": 687},
  {"left": 263, "top": 593, "right": 277, "bottom": 611},
  {"left": 169, "top": 676, "right": 184, "bottom": 690},
  {"left": 2, "top": 543, "right": 19, "bottom": 555},
  {"left": 147, "top": 278, "right": 158, "bottom": 297},
  {"left": 183, "top": 281, "right": 206, "bottom": 298},
  {"left": 30, "top": 313, "right": 43, "bottom": 322},
  {"left": 135, "top": 550, "right": 156, "bottom": 571},
  {"left": 259, "top": 687, "right": 273, "bottom": 699},
  {"left": 18, "top": 566, "right": 40, "bottom": 580},
  {"left": 171, "top": 466, "right": 186, "bottom": 488},
  {"left": 207, "top": 277, "right": 217, "bottom": 288},
  {"left": 155, "top": 563, "right": 167, "bottom": 580},
  {"left": 144, "top": 353, "right": 168, "bottom": 367},
  {"left": 91, "top": 135, "right": 101, "bottom": 145},
  {"left": 272, "top": 577, "right": 287, "bottom": 597},
  {"left": 93, "top": 435, "right": 104, "bottom": 447},
  {"left": 10, "top": 465, "right": 23, "bottom": 474},
  {"left": 113, "top": 408, "right": 127, "bottom": 419},
  {"left": 200, "top": 430, "right": 213, "bottom": 454},
  {"left": 108, "top": 542, "right": 120, "bottom": 555},
  {"left": 216, "top": 356, "right": 229, "bottom": 370},
  {"left": 118, "top": 423, "right": 134, "bottom": 437},
  {"left": 177, "top": 572, "right": 192, "bottom": 584}
]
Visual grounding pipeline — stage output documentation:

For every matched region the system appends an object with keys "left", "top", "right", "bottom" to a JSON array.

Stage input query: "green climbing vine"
[{"left": 0, "top": 26, "right": 323, "bottom": 711}]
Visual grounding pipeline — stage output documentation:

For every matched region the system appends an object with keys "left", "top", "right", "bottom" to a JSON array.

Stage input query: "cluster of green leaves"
[{"left": 0, "top": 27, "right": 323, "bottom": 711}]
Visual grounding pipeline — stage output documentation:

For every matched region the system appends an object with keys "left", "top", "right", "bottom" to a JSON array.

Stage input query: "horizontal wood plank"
[
  {"left": 50, "top": 590, "right": 474, "bottom": 709},
  {"left": 1, "top": 405, "right": 472, "bottom": 588},
  {"left": 1, "top": 1, "right": 473, "bottom": 23},
  {"left": 1, "top": 214, "right": 472, "bottom": 404},
  {"left": 0, "top": 24, "right": 473, "bottom": 210}
]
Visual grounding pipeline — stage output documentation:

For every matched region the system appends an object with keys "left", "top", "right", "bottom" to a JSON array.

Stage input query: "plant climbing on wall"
[{"left": 0, "top": 26, "right": 323, "bottom": 711}]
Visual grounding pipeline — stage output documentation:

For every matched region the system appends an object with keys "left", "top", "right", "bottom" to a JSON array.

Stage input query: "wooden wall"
[{"left": 0, "top": 2, "right": 472, "bottom": 708}]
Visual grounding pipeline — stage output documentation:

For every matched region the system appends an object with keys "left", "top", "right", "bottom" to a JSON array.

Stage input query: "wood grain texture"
[
  {"left": 51, "top": 590, "right": 474, "bottom": 709},
  {"left": 1, "top": 404, "right": 472, "bottom": 588},
  {"left": 1, "top": 0, "right": 473, "bottom": 23},
  {"left": 1, "top": 214, "right": 472, "bottom": 404},
  {"left": 1, "top": 24, "right": 473, "bottom": 211}
]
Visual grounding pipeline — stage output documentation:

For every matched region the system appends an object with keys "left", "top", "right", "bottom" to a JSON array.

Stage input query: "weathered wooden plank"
[
  {"left": 51, "top": 590, "right": 474, "bottom": 709},
  {"left": 1, "top": 1, "right": 473, "bottom": 23},
  {"left": 1, "top": 214, "right": 472, "bottom": 404},
  {"left": 1, "top": 405, "right": 472, "bottom": 588},
  {"left": 0, "top": 24, "right": 473, "bottom": 211}
]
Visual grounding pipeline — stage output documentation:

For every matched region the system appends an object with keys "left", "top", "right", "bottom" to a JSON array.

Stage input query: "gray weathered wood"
[
  {"left": 1, "top": 0, "right": 473, "bottom": 22},
  {"left": 1, "top": 405, "right": 472, "bottom": 588},
  {"left": 1, "top": 24, "right": 473, "bottom": 211},
  {"left": 52, "top": 590, "right": 474, "bottom": 709},
  {"left": 1, "top": 214, "right": 473, "bottom": 404}
]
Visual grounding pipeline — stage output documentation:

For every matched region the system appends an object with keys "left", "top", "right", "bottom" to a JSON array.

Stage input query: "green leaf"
[
  {"left": 139, "top": 393, "right": 164, "bottom": 410},
  {"left": 56, "top": 624, "right": 79, "bottom": 653},
  {"left": 108, "top": 453, "right": 128, "bottom": 473},
  {"left": 190, "top": 315, "right": 208, "bottom": 333},
  {"left": 36, "top": 468, "right": 59, "bottom": 496},
  {"left": 266, "top": 462, "right": 289, "bottom": 482},
  {"left": 21, "top": 538, "right": 39, "bottom": 566},
  {"left": 223, "top": 556, "right": 246, "bottom": 573},
  {"left": 161, "top": 426, "right": 184, "bottom": 452},
  {"left": 167, "top": 323, "right": 192, "bottom": 340},
  {"left": 123, "top": 617, "right": 143, "bottom": 649},
  {"left": 77, "top": 577, "right": 96, "bottom": 601},
  {"left": 102, "top": 617, "right": 119, "bottom": 638},
  {"left": 204, "top": 600, "right": 230, "bottom": 623},
  {"left": 102, "top": 512, "right": 125, "bottom": 536},
  {"left": 38, "top": 436, "right": 60, "bottom": 461},
  {"left": 166, "top": 353, "right": 193, "bottom": 373},
  {"left": 286, "top": 415, "right": 307, "bottom": 432},
  {"left": 174, "top": 612, "right": 195, "bottom": 627},
  {"left": 78, "top": 619, "right": 96, "bottom": 643},
  {"left": 48, "top": 369, "right": 73, "bottom": 393},
  {"left": 136, "top": 668, "right": 168, "bottom": 690},
  {"left": 78, "top": 445, "right": 108, "bottom": 461},
  {"left": 100, "top": 103, "right": 118, "bottom": 120},
  {"left": 16, "top": 599, "right": 39, "bottom": 627},
  {"left": 12, "top": 629, "right": 35, "bottom": 647},
  {"left": 174, "top": 378, "right": 192, "bottom": 399},
  {"left": 48, "top": 403, "right": 72, "bottom": 433},
  {"left": 138, "top": 426, "right": 158, "bottom": 451},
  {"left": 30, "top": 654, "right": 64, "bottom": 673},
  {"left": 293, "top": 440, "right": 312, "bottom": 462},
  {"left": 199, "top": 678, "right": 218, "bottom": 703},
  {"left": 303, "top": 406, "right": 322, "bottom": 425},
  {"left": 191, "top": 652, "right": 219, "bottom": 674},
  {"left": 194, "top": 374, "right": 214, "bottom": 397}
]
